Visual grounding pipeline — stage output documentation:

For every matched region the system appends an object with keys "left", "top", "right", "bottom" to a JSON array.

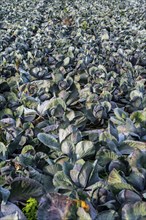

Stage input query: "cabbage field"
[{"left": 0, "top": 0, "right": 146, "bottom": 219}]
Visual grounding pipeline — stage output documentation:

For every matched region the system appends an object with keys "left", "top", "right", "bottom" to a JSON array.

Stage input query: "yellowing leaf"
[
  {"left": 124, "top": 140, "right": 146, "bottom": 151},
  {"left": 108, "top": 169, "right": 137, "bottom": 193},
  {"left": 80, "top": 201, "right": 90, "bottom": 212},
  {"left": 108, "top": 169, "right": 125, "bottom": 185}
]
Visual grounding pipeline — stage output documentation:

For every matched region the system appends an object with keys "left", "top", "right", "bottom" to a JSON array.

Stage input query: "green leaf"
[
  {"left": 9, "top": 177, "right": 44, "bottom": 202},
  {"left": 126, "top": 170, "right": 145, "bottom": 191},
  {"left": 75, "top": 141, "right": 95, "bottom": 159},
  {"left": 102, "top": 101, "right": 112, "bottom": 112},
  {"left": 125, "top": 118, "right": 137, "bottom": 133},
  {"left": 28, "top": 166, "right": 54, "bottom": 192},
  {"left": 66, "top": 85, "right": 79, "bottom": 106},
  {"left": 37, "top": 194, "right": 61, "bottom": 220},
  {"left": 63, "top": 162, "right": 74, "bottom": 179},
  {"left": 0, "top": 108, "right": 13, "bottom": 119},
  {"left": 99, "top": 131, "right": 113, "bottom": 142},
  {"left": 23, "top": 107, "right": 36, "bottom": 122},
  {"left": 38, "top": 193, "right": 77, "bottom": 220},
  {"left": 59, "top": 125, "right": 81, "bottom": 144},
  {"left": 61, "top": 140, "right": 74, "bottom": 156},
  {"left": 43, "top": 164, "right": 62, "bottom": 176},
  {"left": 0, "top": 176, "right": 5, "bottom": 185},
  {"left": 0, "top": 213, "right": 19, "bottom": 220},
  {"left": 0, "top": 142, "right": 7, "bottom": 161},
  {"left": 101, "top": 31, "right": 109, "bottom": 41},
  {"left": 7, "top": 131, "right": 25, "bottom": 155},
  {"left": 122, "top": 202, "right": 146, "bottom": 220},
  {"left": 114, "top": 108, "right": 128, "bottom": 121},
  {"left": 95, "top": 210, "right": 118, "bottom": 220},
  {"left": 130, "top": 90, "right": 143, "bottom": 100},
  {"left": 59, "top": 126, "right": 81, "bottom": 157},
  {"left": 118, "top": 190, "right": 141, "bottom": 204},
  {"left": 87, "top": 161, "right": 100, "bottom": 186},
  {"left": 0, "top": 186, "right": 10, "bottom": 204},
  {"left": 70, "top": 169, "right": 80, "bottom": 186},
  {"left": 18, "top": 154, "right": 35, "bottom": 167},
  {"left": 37, "top": 98, "right": 66, "bottom": 116},
  {"left": 59, "top": 126, "right": 73, "bottom": 143},
  {"left": 96, "top": 149, "right": 118, "bottom": 167},
  {"left": 63, "top": 57, "right": 70, "bottom": 66},
  {"left": 1, "top": 202, "right": 26, "bottom": 220},
  {"left": 22, "top": 198, "right": 38, "bottom": 220},
  {"left": 36, "top": 100, "right": 51, "bottom": 115},
  {"left": 37, "top": 133, "right": 60, "bottom": 150},
  {"left": 53, "top": 171, "right": 73, "bottom": 190},
  {"left": 108, "top": 120, "right": 119, "bottom": 140},
  {"left": 78, "top": 162, "right": 93, "bottom": 188},
  {"left": 69, "top": 160, "right": 84, "bottom": 183},
  {"left": 66, "top": 111, "right": 86, "bottom": 128},
  {"left": 117, "top": 142, "right": 133, "bottom": 154},
  {"left": 131, "top": 110, "right": 146, "bottom": 124}
]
